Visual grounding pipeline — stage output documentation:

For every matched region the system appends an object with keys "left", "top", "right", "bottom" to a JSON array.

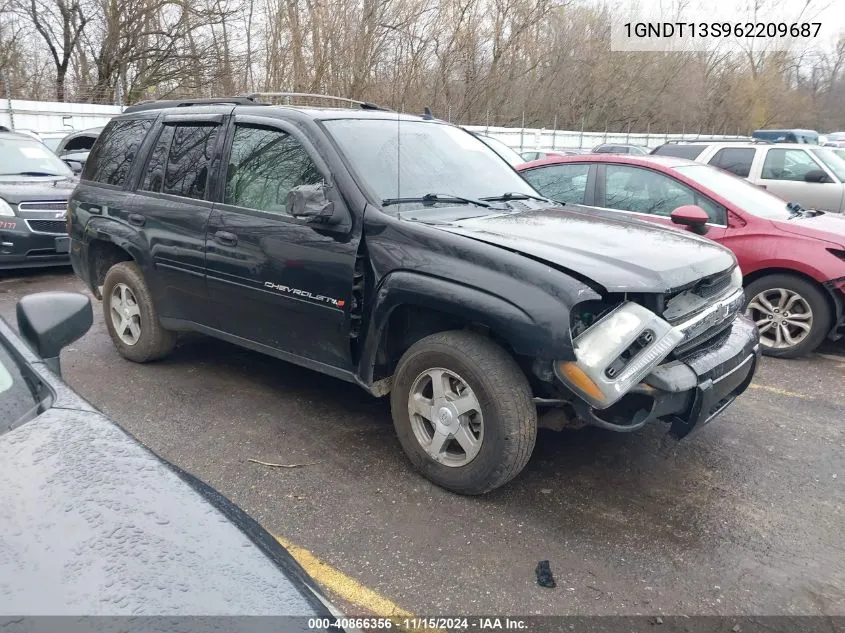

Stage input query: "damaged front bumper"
[{"left": 569, "top": 314, "right": 760, "bottom": 438}]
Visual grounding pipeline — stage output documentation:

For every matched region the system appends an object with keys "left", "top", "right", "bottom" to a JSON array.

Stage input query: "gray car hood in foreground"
[
  {"left": 0, "top": 323, "right": 331, "bottom": 621},
  {"left": 0, "top": 406, "right": 326, "bottom": 617},
  {"left": 435, "top": 205, "right": 736, "bottom": 293}
]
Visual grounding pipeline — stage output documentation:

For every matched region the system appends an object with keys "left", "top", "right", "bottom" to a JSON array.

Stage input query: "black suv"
[
  {"left": 1, "top": 131, "right": 76, "bottom": 269},
  {"left": 69, "top": 94, "right": 760, "bottom": 494}
]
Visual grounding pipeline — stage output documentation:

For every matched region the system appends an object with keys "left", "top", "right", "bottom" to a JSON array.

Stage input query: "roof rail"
[
  {"left": 243, "top": 92, "right": 392, "bottom": 111},
  {"left": 122, "top": 96, "right": 262, "bottom": 113}
]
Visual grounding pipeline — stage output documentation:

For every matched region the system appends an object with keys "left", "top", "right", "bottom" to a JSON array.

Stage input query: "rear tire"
[
  {"left": 102, "top": 261, "right": 176, "bottom": 363},
  {"left": 744, "top": 274, "right": 831, "bottom": 358},
  {"left": 390, "top": 330, "right": 537, "bottom": 495}
]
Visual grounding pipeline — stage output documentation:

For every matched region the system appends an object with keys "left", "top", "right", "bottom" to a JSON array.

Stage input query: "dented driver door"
[{"left": 204, "top": 116, "right": 358, "bottom": 372}]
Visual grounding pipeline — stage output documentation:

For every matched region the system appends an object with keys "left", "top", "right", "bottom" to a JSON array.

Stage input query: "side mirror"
[
  {"left": 670, "top": 205, "right": 710, "bottom": 235},
  {"left": 288, "top": 183, "right": 342, "bottom": 225},
  {"left": 63, "top": 159, "right": 83, "bottom": 174},
  {"left": 16, "top": 292, "right": 93, "bottom": 375},
  {"left": 804, "top": 169, "right": 831, "bottom": 183}
]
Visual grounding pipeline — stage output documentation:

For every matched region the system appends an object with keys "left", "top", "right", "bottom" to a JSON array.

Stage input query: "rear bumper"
[
  {"left": 0, "top": 220, "right": 70, "bottom": 269},
  {"left": 572, "top": 315, "right": 760, "bottom": 438}
]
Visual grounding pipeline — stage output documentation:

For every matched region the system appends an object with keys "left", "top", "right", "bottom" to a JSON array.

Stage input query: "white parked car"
[{"left": 651, "top": 141, "right": 845, "bottom": 213}]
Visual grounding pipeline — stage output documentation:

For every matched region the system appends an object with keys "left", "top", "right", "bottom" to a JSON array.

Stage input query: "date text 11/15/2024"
[{"left": 307, "top": 617, "right": 528, "bottom": 630}]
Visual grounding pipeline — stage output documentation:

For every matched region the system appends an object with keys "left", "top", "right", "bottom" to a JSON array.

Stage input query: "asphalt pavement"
[{"left": 2, "top": 268, "right": 843, "bottom": 617}]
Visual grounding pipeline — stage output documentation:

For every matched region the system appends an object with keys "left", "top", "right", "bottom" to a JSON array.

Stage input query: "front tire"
[
  {"left": 390, "top": 330, "right": 537, "bottom": 495},
  {"left": 102, "top": 261, "right": 176, "bottom": 363},
  {"left": 744, "top": 274, "right": 831, "bottom": 358}
]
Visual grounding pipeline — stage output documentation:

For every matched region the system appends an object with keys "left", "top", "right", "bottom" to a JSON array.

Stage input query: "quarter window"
[
  {"left": 82, "top": 119, "right": 152, "bottom": 187},
  {"left": 522, "top": 164, "right": 589, "bottom": 204},
  {"left": 224, "top": 125, "right": 323, "bottom": 215},
  {"left": 708, "top": 148, "right": 755, "bottom": 178},
  {"left": 761, "top": 149, "right": 820, "bottom": 181}
]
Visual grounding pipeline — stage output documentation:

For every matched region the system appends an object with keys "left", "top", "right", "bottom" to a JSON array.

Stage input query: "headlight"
[
  {"left": 730, "top": 265, "right": 743, "bottom": 288},
  {"left": 0, "top": 198, "right": 14, "bottom": 217},
  {"left": 555, "top": 302, "right": 683, "bottom": 409}
]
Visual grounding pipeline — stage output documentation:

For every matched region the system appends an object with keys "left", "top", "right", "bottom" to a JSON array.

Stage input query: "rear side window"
[
  {"left": 708, "top": 148, "right": 755, "bottom": 178},
  {"left": 82, "top": 119, "right": 152, "bottom": 187},
  {"left": 139, "top": 124, "right": 218, "bottom": 199},
  {"left": 651, "top": 144, "right": 707, "bottom": 160},
  {"left": 163, "top": 125, "right": 218, "bottom": 199},
  {"left": 522, "top": 163, "right": 589, "bottom": 204}
]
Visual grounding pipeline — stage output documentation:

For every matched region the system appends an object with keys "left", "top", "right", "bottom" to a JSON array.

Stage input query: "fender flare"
[
  {"left": 356, "top": 271, "right": 577, "bottom": 385},
  {"left": 82, "top": 217, "right": 150, "bottom": 297}
]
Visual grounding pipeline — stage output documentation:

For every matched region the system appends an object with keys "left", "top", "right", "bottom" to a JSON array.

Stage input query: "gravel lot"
[{"left": 2, "top": 267, "right": 844, "bottom": 617}]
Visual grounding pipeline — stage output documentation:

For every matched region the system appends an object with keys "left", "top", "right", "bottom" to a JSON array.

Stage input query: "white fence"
[
  {"left": 2, "top": 98, "right": 744, "bottom": 150},
  {"left": 1, "top": 99, "right": 123, "bottom": 134},
  {"left": 464, "top": 125, "right": 746, "bottom": 152}
]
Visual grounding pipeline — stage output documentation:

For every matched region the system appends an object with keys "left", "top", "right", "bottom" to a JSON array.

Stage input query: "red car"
[{"left": 516, "top": 154, "right": 845, "bottom": 358}]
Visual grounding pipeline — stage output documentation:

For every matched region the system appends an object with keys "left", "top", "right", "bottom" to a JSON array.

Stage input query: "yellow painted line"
[
  {"left": 276, "top": 535, "right": 443, "bottom": 632},
  {"left": 749, "top": 383, "right": 811, "bottom": 399}
]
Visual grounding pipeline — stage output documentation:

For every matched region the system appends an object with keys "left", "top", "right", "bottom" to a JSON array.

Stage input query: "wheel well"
[
  {"left": 372, "top": 305, "right": 518, "bottom": 382},
  {"left": 88, "top": 240, "right": 134, "bottom": 292},
  {"left": 743, "top": 267, "right": 839, "bottom": 327}
]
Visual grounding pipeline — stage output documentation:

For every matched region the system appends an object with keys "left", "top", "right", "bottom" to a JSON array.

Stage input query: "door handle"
[
  {"left": 214, "top": 230, "right": 238, "bottom": 246},
  {"left": 128, "top": 213, "right": 146, "bottom": 227}
]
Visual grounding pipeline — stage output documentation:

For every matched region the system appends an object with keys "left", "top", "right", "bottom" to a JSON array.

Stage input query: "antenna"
[{"left": 396, "top": 105, "right": 402, "bottom": 201}]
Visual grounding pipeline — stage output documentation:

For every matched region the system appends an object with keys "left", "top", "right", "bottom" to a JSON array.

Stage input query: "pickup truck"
[{"left": 68, "top": 94, "right": 760, "bottom": 495}]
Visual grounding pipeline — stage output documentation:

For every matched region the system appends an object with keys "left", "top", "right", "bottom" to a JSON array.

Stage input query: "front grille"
[
  {"left": 663, "top": 268, "right": 735, "bottom": 324},
  {"left": 26, "top": 219, "right": 66, "bottom": 234},
  {"left": 17, "top": 201, "right": 67, "bottom": 213}
]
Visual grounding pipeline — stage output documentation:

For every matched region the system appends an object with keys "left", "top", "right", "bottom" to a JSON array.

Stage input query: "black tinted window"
[
  {"left": 162, "top": 124, "right": 218, "bottom": 199},
  {"left": 82, "top": 119, "right": 152, "bottom": 187},
  {"left": 651, "top": 144, "right": 707, "bottom": 159},
  {"left": 224, "top": 125, "right": 323, "bottom": 214},
  {"left": 708, "top": 148, "right": 755, "bottom": 177},
  {"left": 140, "top": 125, "right": 175, "bottom": 192}
]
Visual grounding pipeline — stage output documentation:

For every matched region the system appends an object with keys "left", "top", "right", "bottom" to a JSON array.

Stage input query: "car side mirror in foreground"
[
  {"left": 16, "top": 292, "right": 93, "bottom": 375},
  {"left": 804, "top": 169, "right": 831, "bottom": 184},
  {"left": 670, "top": 205, "right": 710, "bottom": 235}
]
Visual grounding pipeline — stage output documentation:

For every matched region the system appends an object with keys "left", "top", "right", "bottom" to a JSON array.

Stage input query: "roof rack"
[
  {"left": 122, "top": 96, "right": 261, "bottom": 113},
  {"left": 242, "top": 92, "right": 392, "bottom": 112},
  {"left": 660, "top": 137, "right": 768, "bottom": 145}
]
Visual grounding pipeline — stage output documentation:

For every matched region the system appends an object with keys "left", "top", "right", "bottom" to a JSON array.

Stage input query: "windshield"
[
  {"left": 324, "top": 119, "right": 538, "bottom": 207},
  {"left": 476, "top": 135, "right": 524, "bottom": 166},
  {"left": 41, "top": 137, "right": 62, "bottom": 152},
  {"left": 0, "top": 136, "right": 73, "bottom": 177},
  {"left": 673, "top": 164, "right": 795, "bottom": 220},
  {"left": 810, "top": 148, "right": 845, "bottom": 181}
]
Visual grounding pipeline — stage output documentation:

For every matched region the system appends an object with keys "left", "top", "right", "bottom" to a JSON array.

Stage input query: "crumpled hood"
[
  {"left": 0, "top": 177, "right": 76, "bottom": 204},
  {"left": 772, "top": 213, "right": 845, "bottom": 248},
  {"left": 434, "top": 205, "right": 736, "bottom": 293}
]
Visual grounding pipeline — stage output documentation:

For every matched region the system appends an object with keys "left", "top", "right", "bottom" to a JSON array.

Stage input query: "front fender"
[{"left": 356, "top": 271, "right": 583, "bottom": 385}]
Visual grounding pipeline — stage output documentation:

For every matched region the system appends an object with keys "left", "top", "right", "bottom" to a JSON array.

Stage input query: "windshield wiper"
[
  {"left": 786, "top": 201, "right": 807, "bottom": 219},
  {"left": 382, "top": 193, "right": 491, "bottom": 208},
  {"left": 481, "top": 192, "right": 553, "bottom": 203},
  {"left": 0, "top": 171, "right": 63, "bottom": 177}
]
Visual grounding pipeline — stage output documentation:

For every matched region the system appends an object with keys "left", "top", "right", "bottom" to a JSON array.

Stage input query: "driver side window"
[
  {"left": 603, "top": 165, "right": 726, "bottom": 224},
  {"left": 224, "top": 125, "right": 323, "bottom": 215},
  {"left": 761, "top": 149, "right": 819, "bottom": 181}
]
